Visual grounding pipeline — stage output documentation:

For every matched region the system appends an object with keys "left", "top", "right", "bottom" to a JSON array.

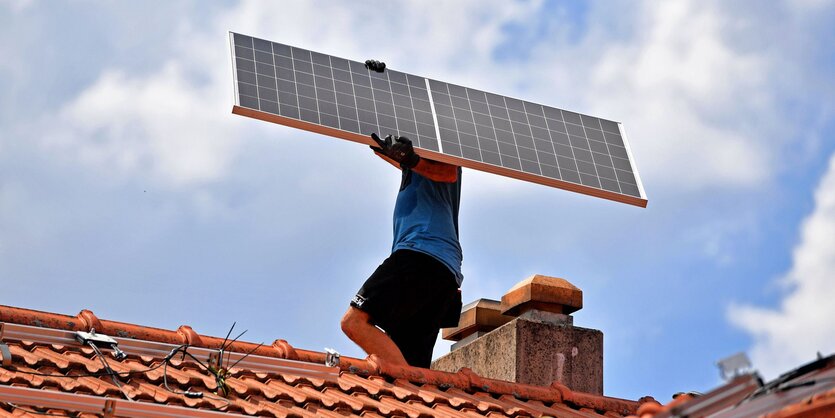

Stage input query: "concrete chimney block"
[{"left": 433, "top": 274, "right": 603, "bottom": 395}]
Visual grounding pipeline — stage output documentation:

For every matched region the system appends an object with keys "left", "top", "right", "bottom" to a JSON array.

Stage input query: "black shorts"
[{"left": 350, "top": 249, "right": 462, "bottom": 368}]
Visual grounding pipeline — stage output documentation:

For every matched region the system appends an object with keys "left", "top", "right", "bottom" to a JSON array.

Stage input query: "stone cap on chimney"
[
  {"left": 442, "top": 298, "right": 513, "bottom": 342},
  {"left": 500, "top": 275, "right": 583, "bottom": 316}
]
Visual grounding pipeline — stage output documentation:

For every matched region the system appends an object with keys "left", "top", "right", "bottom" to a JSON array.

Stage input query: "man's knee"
[{"left": 341, "top": 307, "right": 371, "bottom": 337}]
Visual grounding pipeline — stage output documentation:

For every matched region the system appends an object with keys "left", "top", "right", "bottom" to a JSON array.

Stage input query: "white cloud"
[
  {"left": 40, "top": 63, "right": 242, "bottom": 187},
  {"left": 31, "top": 0, "right": 805, "bottom": 200},
  {"left": 32, "top": 0, "right": 548, "bottom": 191},
  {"left": 222, "top": 0, "right": 542, "bottom": 72},
  {"left": 729, "top": 153, "right": 835, "bottom": 378},
  {"left": 388, "top": 0, "right": 795, "bottom": 199},
  {"left": 578, "top": 1, "right": 775, "bottom": 191}
]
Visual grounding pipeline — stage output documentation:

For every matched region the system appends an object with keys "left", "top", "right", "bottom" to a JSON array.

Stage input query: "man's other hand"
[{"left": 370, "top": 133, "right": 420, "bottom": 169}]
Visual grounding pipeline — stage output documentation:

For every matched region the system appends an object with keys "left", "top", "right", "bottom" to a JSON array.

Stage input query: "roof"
[
  {"left": 626, "top": 355, "right": 835, "bottom": 418},
  {"left": 0, "top": 305, "right": 647, "bottom": 417}
]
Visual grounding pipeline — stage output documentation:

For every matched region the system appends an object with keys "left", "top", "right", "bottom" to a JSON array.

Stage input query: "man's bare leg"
[{"left": 341, "top": 307, "right": 408, "bottom": 366}]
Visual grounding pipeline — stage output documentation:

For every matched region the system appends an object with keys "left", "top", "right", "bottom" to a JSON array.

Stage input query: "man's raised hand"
[{"left": 370, "top": 133, "right": 420, "bottom": 169}]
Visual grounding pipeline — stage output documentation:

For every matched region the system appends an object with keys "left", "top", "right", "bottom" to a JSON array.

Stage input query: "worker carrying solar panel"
[{"left": 341, "top": 70, "right": 464, "bottom": 367}]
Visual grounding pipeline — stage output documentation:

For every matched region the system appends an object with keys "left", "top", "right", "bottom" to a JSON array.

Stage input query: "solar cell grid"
[
  {"left": 235, "top": 35, "right": 445, "bottom": 150},
  {"left": 230, "top": 32, "right": 646, "bottom": 206}
]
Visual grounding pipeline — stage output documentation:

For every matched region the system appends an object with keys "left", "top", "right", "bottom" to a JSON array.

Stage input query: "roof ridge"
[{"left": 0, "top": 304, "right": 648, "bottom": 414}]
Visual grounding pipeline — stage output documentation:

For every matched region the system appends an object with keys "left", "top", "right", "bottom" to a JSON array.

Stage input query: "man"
[{"left": 341, "top": 133, "right": 463, "bottom": 368}]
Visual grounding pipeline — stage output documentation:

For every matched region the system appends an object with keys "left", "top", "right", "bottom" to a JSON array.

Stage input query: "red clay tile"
[
  {"left": 278, "top": 401, "right": 323, "bottom": 418},
  {"left": 380, "top": 395, "right": 437, "bottom": 418},
  {"left": 404, "top": 383, "right": 470, "bottom": 409},
  {"left": 498, "top": 396, "right": 590, "bottom": 418},
  {"left": 264, "top": 378, "right": 317, "bottom": 404},
  {"left": 302, "top": 403, "right": 350, "bottom": 418},
  {"left": 472, "top": 392, "right": 529, "bottom": 416},
  {"left": 349, "top": 391, "right": 399, "bottom": 416},
  {"left": 340, "top": 374, "right": 414, "bottom": 400},
  {"left": 336, "top": 374, "right": 373, "bottom": 396},
  {"left": 297, "top": 383, "right": 349, "bottom": 409},
  {"left": 2, "top": 305, "right": 649, "bottom": 417},
  {"left": 242, "top": 395, "right": 290, "bottom": 417},
  {"left": 300, "top": 389, "right": 351, "bottom": 411},
  {"left": 432, "top": 404, "right": 486, "bottom": 418},
  {"left": 445, "top": 387, "right": 505, "bottom": 413},
  {"left": 391, "top": 379, "right": 444, "bottom": 405},
  {"left": 457, "top": 407, "right": 485, "bottom": 417},
  {"left": 6, "top": 347, "right": 39, "bottom": 368},
  {"left": 29, "top": 347, "right": 73, "bottom": 370},
  {"left": 319, "top": 387, "right": 367, "bottom": 412},
  {"left": 235, "top": 375, "right": 284, "bottom": 401}
]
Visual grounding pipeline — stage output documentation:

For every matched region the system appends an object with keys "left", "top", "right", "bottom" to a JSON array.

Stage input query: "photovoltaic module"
[{"left": 229, "top": 32, "right": 647, "bottom": 207}]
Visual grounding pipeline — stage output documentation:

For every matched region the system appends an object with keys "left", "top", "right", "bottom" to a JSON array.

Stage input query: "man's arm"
[
  {"left": 370, "top": 133, "right": 458, "bottom": 182},
  {"left": 372, "top": 150, "right": 458, "bottom": 183}
]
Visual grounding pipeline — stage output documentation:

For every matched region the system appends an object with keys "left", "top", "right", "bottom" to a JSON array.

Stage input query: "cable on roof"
[
  {"left": 162, "top": 355, "right": 231, "bottom": 410},
  {"left": 215, "top": 321, "right": 248, "bottom": 396},
  {"left": 217, "top": 321, "right": 239, "bottom": 372},
  {"left": 163, "top": 345, "right": 212, "bottom": 400},
  {"left": 0, "top": 324, "right": 265, "bottom": 413},
  {"left": 205, "top": 323, "right": 263, "bottom": 399},
  {"left": 87, "top": 341, "right": 133, "bottom": 402},
  {"left": 0, "top": 342, "right": 210, "bottom": 380},
  {"left": 161, "top": 343, "right": 231, "bottom": 404},
  {"left": 1, "top": 344, "right": 233, "bottom": 412}
]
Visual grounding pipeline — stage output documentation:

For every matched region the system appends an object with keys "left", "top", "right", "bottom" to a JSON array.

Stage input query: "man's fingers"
[
  {"left": 370, "top": 133, "right": 386, "bottom": 149},
  {"left": 394, "top": 135, "right": 412, "bottom": 145}
]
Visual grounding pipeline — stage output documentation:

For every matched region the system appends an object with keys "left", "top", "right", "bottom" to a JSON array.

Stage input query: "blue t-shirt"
[{"left": 391, "top": 167, "right": 463, "bottom": 286}]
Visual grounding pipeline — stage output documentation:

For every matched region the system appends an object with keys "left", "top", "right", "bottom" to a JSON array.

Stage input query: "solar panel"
[{"left": 229, "top": 32, "right": 647, "bottom": 207}]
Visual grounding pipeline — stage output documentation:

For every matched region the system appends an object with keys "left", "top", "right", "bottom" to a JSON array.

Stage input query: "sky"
[{"left": 1, "top": 0, "right": 834, "bottom": 402}]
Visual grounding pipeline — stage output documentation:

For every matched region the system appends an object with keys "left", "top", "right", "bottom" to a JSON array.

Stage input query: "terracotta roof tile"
[
  {"left": 353, "top": 392, "right": 402, "bottom": 416},
  {"left": 6, "top": 347, "right": 40, "bottom": 369},
  {"left": 472, "top": 392, "right": 530, "bottom": 416},
  {"left": 320, "top": 387, "right": 370, "bottom": 413},
  {"left": 625, "top": 357, "right": 835, "bottom": 418},
  {"left": 447, "top": 387, "right": 509, "bottom": 413},
  {"left": 380, "top": 395, "right": 439, "bottom": 417},
  {"left": 0, "top": 305, "right": 644, "bottom": 417}
]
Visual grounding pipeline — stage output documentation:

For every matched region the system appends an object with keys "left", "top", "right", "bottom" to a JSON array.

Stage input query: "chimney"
[{"left": 431, "top": 275, "right": 603, "bottom": 395}]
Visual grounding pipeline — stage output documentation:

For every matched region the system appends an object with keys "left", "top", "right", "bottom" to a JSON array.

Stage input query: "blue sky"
[{"left": 1, "top": 0, "right": 834, "bottom": 402}]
